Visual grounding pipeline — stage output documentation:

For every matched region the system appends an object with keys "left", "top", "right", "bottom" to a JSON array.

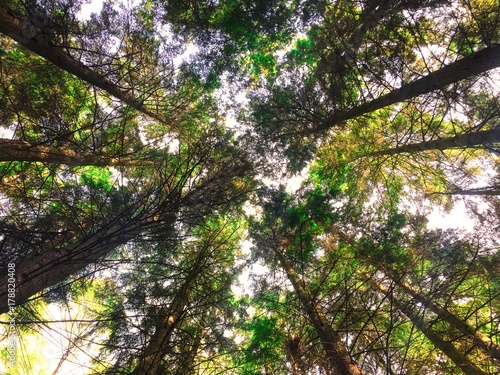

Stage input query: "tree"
[
  {"left": 250, "top": 188, "right": 364, "bottom": 375},
  {"left": 353, "top": 209, "right": 500, "bottom": 373},
  {"left": 0, "top": 138, "right": 156, "bottom": 166},
  {"left": 129, "top": 217, "right": 244, "bottom": 375},
  {"left": 364, "top": 127, "right": 500, "bottom": 158},
  {"left": 246, "top": 0, "right": 500, "bottom": 171},
  {"left": 247, "top": 174, "right": 500, "bottom": 374},
  {"left": 385, "top": 271, "right": 500, "bottom": 362},
  {"left": 369, "top": 276, "right": 488, "bottom": 375},
  {"left": 0, "top": 3, "right": 187, "bottom": 129},
  {"left": 0, "top": 0, "right": 499, "bottom": 373},
  {"left": 0, "top": 129, "right": 254, "bottom": 313}
]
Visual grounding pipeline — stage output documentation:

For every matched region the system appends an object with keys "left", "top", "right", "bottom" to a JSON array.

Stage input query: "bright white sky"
[{"left": 77, "top": 0, "right": 104, "bottom": 20}]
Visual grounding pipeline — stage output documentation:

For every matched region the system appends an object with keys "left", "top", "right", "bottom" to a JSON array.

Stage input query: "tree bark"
[
  {"left": 428, "top": 186, "right": 500, "bottom": 196},
  {"left": 0, "top": 150, "right": 249, "bottom": 314},
  {"left": 275, "top": 249, "right": 364, "bottom": 375},
  {"left": 177, "top": 327, "right": 203, "bottom": 375},
  {"left": 389, "top": 273, "right": 500, "bottom": 361},
  {"left": 314, "top": 44, "right": 500, "bottom": 134},
  {"left": 371, "top": 277, "right": 488, "bottom": 375},
  {"left": 366, "top": 128, "right": 500, "bottom": 157},
  {"left": 0, "top": 139, "right": 149, "bottom": 166},
  {"left": 131, "top": 240, "right": 212, "bottom": 375},
  {"left": 285, "top": 335, "right": 302, "bottom": 375},
  {"left": 0, "top": 7, "right": 175, "bottom": 129},
  {"left": 0, "top": 211, "right": 153, "bottom": 314},
  {"left": 131, "top": 293, "right": 187, "bottom": 375}
]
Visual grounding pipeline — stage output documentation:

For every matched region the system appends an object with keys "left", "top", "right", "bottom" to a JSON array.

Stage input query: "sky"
[{"left": 77, "top": 0, "right": 104, "bottom": 20}]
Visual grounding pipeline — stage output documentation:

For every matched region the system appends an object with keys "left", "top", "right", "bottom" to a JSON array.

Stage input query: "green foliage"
[
  {"left": 248, "top": 52, "right": 277, "bottom": 78},
  {"left": 308, "top": 153, "right": 354, "bottom": 197},
  {"left": 247, "top": 316, "right": 284, "bottom": 352},
  {"left": 79, "top": 166, "right": 113, "bottom": 191},
  {"left": 288, "top": 36, "right": 317, "bottom": 67}
]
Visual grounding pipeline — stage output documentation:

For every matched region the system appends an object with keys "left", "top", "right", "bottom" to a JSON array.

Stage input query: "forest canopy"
[{"left": 0, "top": 0, "right": 499, "bottom": 373}]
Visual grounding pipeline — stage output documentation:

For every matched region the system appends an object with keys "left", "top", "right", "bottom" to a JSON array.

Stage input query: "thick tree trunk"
[
  {"left": 0, "top": 212, "right": 152, "bottom": 314},
  {"left": 275, "top": 250, "right": 364, "bottom": 375},
  {"left": 371, "top": 278, "right": 488, "bottom": 375},
  {"left": 390, "top": 274, "right": 500, "bottom": 361},
  {"left": 0, "top": 152, "right": 246, "bottom": 314},
  {"left": 0, "top": 7, "right": 174, "bottom": 128},
  {"left": 314, "top": 44, "right": 500, "bottom": 134},
  {"left": 0, "top": 139, "right": 147, "bottom": 166},
  {"left": 366, "top": 128, "right": 500, "bottom": 157}
]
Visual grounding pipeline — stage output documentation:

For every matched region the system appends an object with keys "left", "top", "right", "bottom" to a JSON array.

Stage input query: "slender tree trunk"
[
  {"left": 285, "top": 336, "right": 302, "bottom": 375},
  {"left": 428, "top": 186, "right": 500, "bottom": 196},
  {"left": 314, "top": 44, "right": 500, "bottom": 134},
  {"left": 131, "top": 242, "right": 211, "bottom": 375},
  {"left": 371, "top": 278, "right": 488, "bottom": 375},
  {"left": 0, "top": 139, "right": 150, "bottom": 166},
  {"left": 389, "top": 273, "right": 500, "bottom": 361},
  {"left": 131, "top": 294, "right": 187, "bottom": 375},
  {"left": 0, "top": 7, "right": 174, "bottom": 129},
  {"left": 365, "top": 128, "right": 500, "bottom": 157},
  {"left": 275, "top": 249, "right": 364, "bottom": 375},
  {"left": 177, "top": 327, "right": 203, "bottom": 375},
  {"left": 350, "top": 0, "right": 402, "bottom": 52}
]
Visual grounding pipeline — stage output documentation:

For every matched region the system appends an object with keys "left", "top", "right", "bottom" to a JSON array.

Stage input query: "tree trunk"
[
  {"left": 314, "top": 44, "right": 500, "bottom": 134},
  {"left": 131, "top": 241, "right": 211, "bottom": 375},
  {"left": 275, "top": 249, "right": 364, "bottom": 375},
  {"left": 0, "top": 139, "right": 149, "bottom": 166},
  {"left": 366, "top": 128, "right": 500, "bottom": 157},
  {"left": 350, "top": 0, "right": 404, "bottom": 52},
  {"left": 0, "top": 152, "right": 247, "bottom": 314},
  {"left": 131, "top": 295, "right": 187, "bottom": 375},
  {"left": 428, "top": 186, "right": 500, "bottom": 196},
  {"left": 0, "top": 211, "right": 153, "bottom": 314},
  {"left": 177, "top": 327, "right": 203, "bottom": 375},
  {"left": 0, "top": 7, "right": 174, "bottom": 129},
  {"left": 285, "top": 335, "right": 302, "bottom": 375},
  {"left": 391, "top": 274, "right": 500, "bottom": 361},
  {"left": 371, "top": 277, "right": 488, "bottom": 375}
]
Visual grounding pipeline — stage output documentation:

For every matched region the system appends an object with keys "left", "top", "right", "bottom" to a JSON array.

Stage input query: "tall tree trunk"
[
  {"left": 428, "top": 186, "right": 500, "bottom": 196},
  {"left": 0, "top": 211, "right": 155, "bottom": 314},
  {"left": 285, "top": 335, "right": 302, "bottom": 375},
  {"left": 0, "top": 152, "right": 247, "bottom": 314},
  {"left": 177, "top": 327, "right": 203, "bottom": 375},
  {"left": 0, "top": 7, "right": 174, "bottom": 129},
  {"left": 0, "top": 139, "right": 150, "bottom": 166},
  {"left": 313, "top": 44, "right": 500, "bottom": 134},
  {"left": 275, "top": 249, "right": 364, "bottom": 375},
  {"left": 371, "top": 277, "right": 488, "bottom": 375},
  {"left": 388, "top": 272, "right": 500, "bottom": 361},
  {"left": 131, "top": 292, "right": 187, "bottom": 375},
  {"left": 365, "top": 128, "right": 500, "bottom": 157},
  {"left": 132, "top": 242, "right": 211, "bottom": 375},
  {"left": 350, "top": 0, "right": 404, "bottom": 52}
]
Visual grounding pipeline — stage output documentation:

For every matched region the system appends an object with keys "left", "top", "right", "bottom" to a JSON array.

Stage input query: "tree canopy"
[{"left": 0, "top": 0, "right": 499, "bottom": 373}]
